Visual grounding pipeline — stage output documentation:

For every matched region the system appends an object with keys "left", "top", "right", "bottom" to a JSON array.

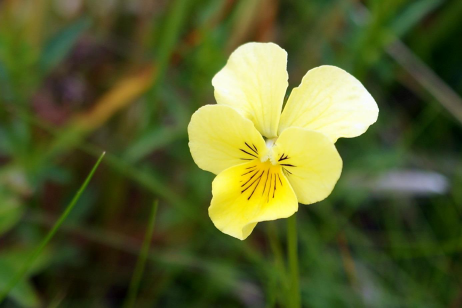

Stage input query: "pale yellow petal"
[
  {"left": 278, "top": 65, "right": 378, "bottom": 142},
  {"left": 188, "top": 105, "right": 267, "bottom": 175},
  {"left": 212, "top": 42, "right": 288, "bottom": 138},
  {"left": 273, "top": 127, "right": 342, "bottom": 205},
  {"left": 209, "top": 161, "right": 298, "bottom": 240}
]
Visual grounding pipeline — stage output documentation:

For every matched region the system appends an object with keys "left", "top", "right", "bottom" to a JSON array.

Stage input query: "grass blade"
[
  {"left": 145, "top": 0, "right": 190, "bottom": 120},
  {"left": 386, "top": 40, "right": 462, "bottom": 126},
  {"left": 0, "top": 151, "right": 106, "bottom": 304},
  {"left": 39, "top": 17, "right": 91, "bottom": 74},
  {"left": 123, "top": 200, "right": 159, "bottom": 308}
]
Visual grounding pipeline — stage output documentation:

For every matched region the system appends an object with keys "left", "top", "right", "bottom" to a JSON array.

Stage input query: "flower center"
[
  {"left": 261, "top": 138, "right": 278, "bottom": 165},
  {"left": 240, "top": 161, "right": 283, "bottom": 201}
]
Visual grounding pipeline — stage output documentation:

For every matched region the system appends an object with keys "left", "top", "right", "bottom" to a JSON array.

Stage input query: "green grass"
[
  {"left": 0, "top": 152, "right": 105, "bottom": 305},
  {"left": 0, "top": 0, "right": 461, "bottom": 307},
  {"left": 123, "top": 200, "right": 159, "bottom": 308}
]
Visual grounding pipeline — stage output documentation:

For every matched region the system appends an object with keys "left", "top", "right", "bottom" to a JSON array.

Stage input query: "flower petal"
[
  {"left": 209, "top": 161, "right": 298, "bottom": 240},
  {"left": 273, "top": 127, "right": 342, "bottom": 205},
  {"left": 278, "top": 65, "right": 378, "bottom": 142},
  {"left": 212, "top": 42, "right": 288, "bottom": 138},
  {"left": 188, "top": 105, "right": 267, "bottom": 175}
]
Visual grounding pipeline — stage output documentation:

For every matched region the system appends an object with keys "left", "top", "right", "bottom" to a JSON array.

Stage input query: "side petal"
[
  {"left": 188, "top": 105, "right": 267, "bottom": 175},
  {"left": 212, "top": 42, "right": 288, "bottom": 138},
  {"left": 209, "top": 161, "right": 298, "bottom": 240},
  {"left": 278, "top": 65, "right": 378, "bottom": 142},
  {"left": 274, "top": 127, "right": 342, "bottom": 205}
]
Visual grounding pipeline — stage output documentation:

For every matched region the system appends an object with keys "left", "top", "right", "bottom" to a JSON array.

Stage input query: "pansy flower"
[{"left": 188, "top": 43, "right": 378, "bottom": 240}]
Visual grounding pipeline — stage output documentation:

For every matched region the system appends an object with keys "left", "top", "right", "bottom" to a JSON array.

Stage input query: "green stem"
[
  {"left": 287, "top": 214, "right": 301, "bottom": 308},
  {"left": 123, "top": 200, "right": 159, "bottom": 308},
  {"left": 267, "top": 222, "right": 288, "bottom": 306},
  {"left": 0, "top": 152, "right": 105, "bottom": 304}
]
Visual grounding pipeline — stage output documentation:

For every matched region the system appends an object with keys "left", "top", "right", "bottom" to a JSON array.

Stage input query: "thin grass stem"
[
  {"left": 123, "top": 200, "right": 159, "bottom": 308},
  {"left": 0, "top": 152, "right": 105, "bottom": 304},
  {"left": 287, "top": 214, "right": 301, "bottom": 308},
  {"left": 267, "top": 222, "right": 289, "bottom": 306}
]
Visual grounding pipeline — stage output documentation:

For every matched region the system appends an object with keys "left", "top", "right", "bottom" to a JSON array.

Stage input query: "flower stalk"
[{"left": 287, "top": 214, "right": 301, "bottom": 308}]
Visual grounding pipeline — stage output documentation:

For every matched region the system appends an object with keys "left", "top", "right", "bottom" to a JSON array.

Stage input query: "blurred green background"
[{"left": 1, "top": 0, "right": 462, "bottom": 307}]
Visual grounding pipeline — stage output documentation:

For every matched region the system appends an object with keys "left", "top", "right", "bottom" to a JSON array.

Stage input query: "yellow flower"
[{"left": 188, "top": 42, "right": 378, "bottom": 240}]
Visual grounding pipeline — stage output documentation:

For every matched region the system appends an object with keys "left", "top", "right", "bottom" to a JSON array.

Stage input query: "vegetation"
[{"left": 0, "top": 0, "right": 461, "bottom": 307}]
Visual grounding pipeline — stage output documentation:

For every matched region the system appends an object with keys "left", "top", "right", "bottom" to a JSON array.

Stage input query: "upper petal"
[
  {"left": 212, "top": 42, "right": 288, "bottom": 138},
  {"left": 278, "top": 65, "right": 378, "bottom": 142},
  {"left": 188, "top": 105, "right": 267, "bottom": 175},
  {"left": 209, "top": 161, "right": 298, "bottom": 240},
  {"left": 273, "top": 127, "right": 342, "bottom": 205}
]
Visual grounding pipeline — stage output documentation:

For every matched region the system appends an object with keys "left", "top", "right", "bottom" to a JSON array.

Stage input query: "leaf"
[
  {"left": 0, "top": 59, "right": 13, "bottom": 102},
  {"left": 38, "top": 17, "right": 91, "bottom": 74},
  {"left": 123, "top": 126, "right": 183, "bottom": 163},
  {"left": 0, "top": 195, "right": 24, "bottom": 236},
  {"left": 0, "top": 247, "right": 53, "bottom": 275},
  {"left": 0, "top": 265, "right": 41, "bottom": 308},
  {"left": 0, "top": 247, "right": 53, "bottom": 308},
  {"left": 0, "top": 59, "right": 8, "bottom": 81},
  {"left": 390, "top": 0, "right": 442, "bottom": 37}
]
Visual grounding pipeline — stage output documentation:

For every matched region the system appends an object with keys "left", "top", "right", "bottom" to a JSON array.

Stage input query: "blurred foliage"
[{"left": 0, "top": 0, "right": 462, "bottom": 307}]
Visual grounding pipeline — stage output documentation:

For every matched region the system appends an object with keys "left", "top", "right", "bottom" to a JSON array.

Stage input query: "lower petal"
[{"left": 209, "top": 161, "right": 298, "bottom": 240}]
